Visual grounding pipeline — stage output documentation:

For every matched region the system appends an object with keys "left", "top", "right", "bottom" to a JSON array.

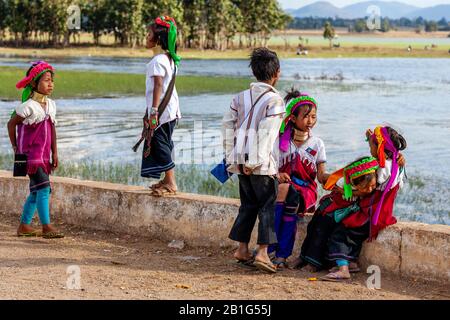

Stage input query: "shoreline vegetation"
[
  {"left": 1, "top": 42, "right": 449, "bottom": 60},
  {"left": 1, "top": 30, "right": 449, "bottom": 60},
  {"left": 0, "top": 67, "right": 252, "bottom": 100}
]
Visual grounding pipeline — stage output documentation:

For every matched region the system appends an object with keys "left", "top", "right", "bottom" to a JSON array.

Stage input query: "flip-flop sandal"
[
  {"left": 320, "top": 272, "right": 351, "bottom": 282},
  {"left": 149, "top": 180, "right": 165, "bottom": 190},
  {"left": 235, "top": 258, "right": 257, "bottom": 270},
  {"left": 329, "top": 266, "right": 361, "bottom": 273},
  {"left": 42, "top": 231, "right": 65, "bottom": 239},
  {"left": 272, "top": 260, "right": 288, "bottom": 270},
  {"left": 253, "top": 260, "right": 277, "bottom": 274},
  {"left": 150, "top": 184, "right": 177, "bottom": 197},
  {"left": 17, "top": 230, "right": 42, "bottom": 237}
]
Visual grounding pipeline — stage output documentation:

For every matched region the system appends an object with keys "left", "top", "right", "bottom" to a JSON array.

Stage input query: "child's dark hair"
[
  {"left": 386, "top": 127, "right": 407, "bottom": 152},
  {"left": 374, "top": 127, "right": 407, "bottom": 159},
  {"left": 150, "top": 23, "right": 177, "bottom": 53},
  {"left": 348, "top": 156, "right": 377, "bottom": 187},
  {"left": 284, "top": 87, "right": 314, "bottom": 118},
  {"left": 249, "top": 47, "right": 280, "bottom": 82}
]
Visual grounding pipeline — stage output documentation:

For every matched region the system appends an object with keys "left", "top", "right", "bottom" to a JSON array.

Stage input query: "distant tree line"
[
  {"left": 288, "top": 16, "right": 450, "bottom": 33},
  {"left": 0, "top": 0, "right": 291, "bottom": 49}
]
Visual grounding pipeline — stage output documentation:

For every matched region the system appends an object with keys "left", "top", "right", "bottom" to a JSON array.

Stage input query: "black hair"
[
  {"left": 150, "top": 23, "right": 177, "bottom": 53},
  {"left": 386, "top": 126, "right": 407, "bottom": 153},
  {"left": 249, "top": 47, "right": 280, "bottom": 82},
  {"left": 26, "top": 63, "right": 39, "bottom": 77},
  {"left": 284, "top": 87, "right": 314, "bottom": 118},
  {"left": 372, "top": 127, "right": 407, "bottom": 159},
  {"left": 347, "top": 156, "right": 377, "bottom": 187}
]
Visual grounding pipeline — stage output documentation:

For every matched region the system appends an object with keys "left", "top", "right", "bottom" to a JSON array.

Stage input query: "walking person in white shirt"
[{"left": 140, "top": 16, "right": 181, "bottom": 197}]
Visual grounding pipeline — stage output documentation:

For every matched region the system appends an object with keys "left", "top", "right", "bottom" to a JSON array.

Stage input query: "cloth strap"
[
  {"left": 132, "top": 58, "right": 177, "bottom": 155},
  {"left": 371, "top": 127, "right": 399, "bottom": 225}
]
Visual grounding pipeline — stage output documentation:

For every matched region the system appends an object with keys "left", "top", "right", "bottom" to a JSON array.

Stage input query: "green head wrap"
[{"left": 155, "top": 16, "right": 181, "bottom": 67}]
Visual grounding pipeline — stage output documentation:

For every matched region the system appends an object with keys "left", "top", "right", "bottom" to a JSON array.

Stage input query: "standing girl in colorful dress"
[
  {"left": 268, "top": 89, "right": 329, "bottom": 269},
  {"left": 7, "top": 61, "right": 64, "bottom": 239},
  {"left": 140, "top": 16, "right": 181, "bottom": 196}
]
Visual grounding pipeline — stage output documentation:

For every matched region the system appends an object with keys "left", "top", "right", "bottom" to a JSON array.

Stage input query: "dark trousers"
[
  {"left": 300, "top": 213, "right": 337, "bottom": 269},
  {"left": 228, "top": 174, "right": 278, "bottom": 245},
  {"left": 327, "top": 221, "right": 370, "bottom": 263}
]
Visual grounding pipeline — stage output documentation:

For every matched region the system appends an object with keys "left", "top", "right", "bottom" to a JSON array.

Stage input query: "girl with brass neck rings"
[
  {"left": 7, "top": 61, "right": 64, "bottom": 239},
  {"left": 268, "top": 89, "right": 330, "bottom": 269}
]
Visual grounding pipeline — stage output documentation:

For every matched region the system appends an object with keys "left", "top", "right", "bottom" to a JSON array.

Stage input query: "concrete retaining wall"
[{"left": 0, "top": 170, "right": 448, "bottom": 283}]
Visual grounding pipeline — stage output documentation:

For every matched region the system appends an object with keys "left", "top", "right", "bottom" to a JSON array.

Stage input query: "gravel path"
[{"left": 0, "top": 213, "right": 448, "bottom": 300}]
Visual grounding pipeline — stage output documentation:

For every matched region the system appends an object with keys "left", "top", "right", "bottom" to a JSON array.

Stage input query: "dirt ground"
[{"left": 0, "top": 213, "right": 448, "bottom": 300}]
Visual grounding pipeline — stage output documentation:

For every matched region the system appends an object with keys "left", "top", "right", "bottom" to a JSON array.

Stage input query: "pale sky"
[{"left": 279, "top": 0, "right": 450, "bottom": 9}]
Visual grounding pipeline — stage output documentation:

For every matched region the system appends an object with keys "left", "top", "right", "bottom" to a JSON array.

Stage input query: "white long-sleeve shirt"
[{"left": 222, "top": 82, "right": 285, "bottom": 175}]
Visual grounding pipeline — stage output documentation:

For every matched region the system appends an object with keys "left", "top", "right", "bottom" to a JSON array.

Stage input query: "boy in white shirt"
[{"left": 222, "top": 48, "right": 285, "bottom": 273}]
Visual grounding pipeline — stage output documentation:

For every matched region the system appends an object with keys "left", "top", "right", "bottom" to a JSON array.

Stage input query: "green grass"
[
  {"left": 0, "top": 153, "right": 240, "bottom": 198},
  {"left": 0, "top": 66, "right": 252, "bottom": 100}
]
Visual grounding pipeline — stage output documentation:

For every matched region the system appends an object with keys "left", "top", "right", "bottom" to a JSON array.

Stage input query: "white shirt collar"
[{"left": 250, "top": 81, "right": 281, "bottom": 96}]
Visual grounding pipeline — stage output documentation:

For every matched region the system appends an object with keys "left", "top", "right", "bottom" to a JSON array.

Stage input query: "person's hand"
[
  {"left": 332, "top": 185, "right": 344, "bottom": 194},
  {"left": 149, "top": 108, "right": 159, "bottom": 130},
  {"left": 397, "top": 152, "right": 406, "bottom": 167},
  {"left": 365, "top": 128, "right": 373, "bottom": 141},
  {"left": 277, "top": 172, "right": 291, "bottom": 183},
  {"left": 243, "top": 166, "right": 253, "bottom": 176},
  {"left": 51, "top": 153, "right": 58, "bottom": 170},
  {"left": 149, "top": 114, "right": 158, "bottom": 130},
  {"left": 12, "top": 145, "right": 17, "bottom": 154}
]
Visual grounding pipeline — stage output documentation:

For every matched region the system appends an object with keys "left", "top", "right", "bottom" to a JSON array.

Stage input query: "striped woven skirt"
[{"left": 140, "top": 120, "right": 176, "bottom": 179}]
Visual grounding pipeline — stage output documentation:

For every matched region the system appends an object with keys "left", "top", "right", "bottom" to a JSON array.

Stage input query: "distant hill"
[
  {"left": 407, "top": 5, "right": 450, "bottom": 20},
  {"left": 288, "top": 1, "right": 450, "bottom": 20},
  {"left": 344, "top": 1, "right": 419, "bottom": 19},
  {"left": 287, "top": 1, "right": 351, "bottom": 19}
]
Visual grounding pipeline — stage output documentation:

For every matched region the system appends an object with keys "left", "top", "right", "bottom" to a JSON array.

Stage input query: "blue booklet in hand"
[{"left": 211, "top": 159, "right": 233, "bottom": 184}]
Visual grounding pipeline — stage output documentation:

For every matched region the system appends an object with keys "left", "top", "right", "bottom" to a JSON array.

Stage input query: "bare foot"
[
  {"left": 254, "top": 249, "right": 272, "bottom": 264},
  {"left": 234, "top": 251, "right": 252, "bottom": 261},
  {"left": 163, "top": 183, "right": 178, "bottom": 192},
  {"left": 149, "top": 180, "right": 164, "bottom": 189},
  {"left": 349, "top": 261, "right": 360, "bottom": 272},
  {"left": 290, "top": 257, "right": 305, "bottom": 269},
  {"left": 301, "top": 263, "right": 318, "bottom": 273},
  {"left": 321, "top": 269, "right": 351, "bottom": 282},
  {"left": 233, "top": 243, "right": 253, "bottom": 261},
  {"left": 329, "top": 262, "right": 360, "bottom": 273}
]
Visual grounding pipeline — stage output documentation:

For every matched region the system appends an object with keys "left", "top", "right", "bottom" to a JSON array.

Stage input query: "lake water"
[
  {"left": 0, "top": 57, "right": 449, "bottom": 225},
  {"left": 1, "top": 56, "right": 450, "bottom": 85}
]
